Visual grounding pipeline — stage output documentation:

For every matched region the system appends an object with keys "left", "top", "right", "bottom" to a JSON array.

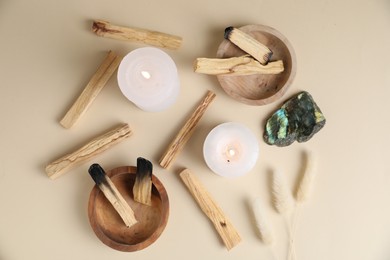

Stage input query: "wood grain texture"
[
  {"left": 96, "top": 173, "right": 137, "bottom": 227},
  {"left": 46, "top": 123, "right": 132, "bottom": 180},
  {"left": 179, "top": 169, "right": 241, "bottom": 250},
  {"left": 133, "top": 178, "right": 152, "bottom": 206},
  {"left": 92, "top": 20, "right": 182, "bottom": 50},
  {"left": 60, "top": 51, "right": 121, "bottom": 129},
  {"left": 225, "top": 27, "right": 272, "bottom": 65},
  {"left": 133, "top": 158, "right": 153, "bottom": 206},
  {"left": 194, "top": 55, "right": 284, "bottom": 75},
  {"left": 159, "top": 91, "right": 216, "bottom": 169}
]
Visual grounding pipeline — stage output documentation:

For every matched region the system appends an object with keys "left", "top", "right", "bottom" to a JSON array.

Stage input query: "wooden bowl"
[
  {"left": 216, "top": 24, "right": 296, "bottom": 105},
  {"left": 88, "top": 166, "right": 169, "bottom": 252}
]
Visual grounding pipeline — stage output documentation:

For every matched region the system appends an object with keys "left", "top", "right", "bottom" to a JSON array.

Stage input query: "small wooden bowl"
[
  {"left": 216, "top": 24, "right": 296, "bottom": 105},
  {"left": 88, "top": 166, "right": 169, "bottom": 252}
]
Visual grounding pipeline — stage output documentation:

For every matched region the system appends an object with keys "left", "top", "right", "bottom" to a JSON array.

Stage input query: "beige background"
[{"left": 1, "top": 0, "right": 390, "bottom": 259}]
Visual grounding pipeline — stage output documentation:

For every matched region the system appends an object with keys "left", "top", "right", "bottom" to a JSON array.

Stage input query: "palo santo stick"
[
  {"left": 180, "top": 169, "right": 242, "bottom": 250},
  {"left": 224, "top": 26, "right": 272, "bottom": 65},
  {"left": 60, "top": 51, "right": 121, "bottom": 129},
  {"left": 46, "top": 123, "right": 132, "bottom": 180},
  {"left": 89, "top": 164, "right": 137, "bottom": 227},
  {"left": 194, "top": 55, "right": 284, "bottom": 75},
  {"left": 159, "top": 91, "right": 216, "bottom": 169},
  {"left": 133, "top": 157, "right": 153, "bottom": 206},
  {"left": 92, "top": 20, "right": 182, "bottom": 50}
]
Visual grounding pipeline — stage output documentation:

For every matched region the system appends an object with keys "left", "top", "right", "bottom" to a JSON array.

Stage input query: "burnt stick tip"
[
  {"left": 88, "top": 163, "right": 107, "bottom": 186},
  {"left": 136, "top": 157, "right": 153, "bottom": 179},
  {"left": 224, "top": 26, "right": 234, "bottom": 40}
]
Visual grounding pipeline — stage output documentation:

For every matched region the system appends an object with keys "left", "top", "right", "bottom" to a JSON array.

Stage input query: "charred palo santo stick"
[
  {"left": 46, "top": 123, "right": 132, "bottom": 180},
  {"left": 60, "top": 51, "right": 121, "bottom": 129},
  {"left": 194, "top": 55, "right": 284, "bottom": 75},
  {"left": 180, "top": 169, "right": 241, "bottom": 250},
  {"left": 224, "top": 26, "right": 272, "bottom": 65},
  {"left": 159, "top": 91, "right": 216, "bottom": 169},
  {"left": 133, "top": 157, "right": 153, "bottom": 206},
  {"left": 89, "top": 164, "right": 137, "bottom": 227},
  {"left": 92, "top": 20, "right": 182, "bottom": 50}
]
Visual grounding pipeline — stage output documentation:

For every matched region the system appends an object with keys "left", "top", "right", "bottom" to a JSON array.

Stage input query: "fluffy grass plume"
[
  {"left": 272, "top": 170, "right": 294, "bottom": 214},
  {"left": 296, "top": 151, "right": 316, "bottom": 202},
  {"left": 252, "top": 197, "right": 274, "bottom": 245}
]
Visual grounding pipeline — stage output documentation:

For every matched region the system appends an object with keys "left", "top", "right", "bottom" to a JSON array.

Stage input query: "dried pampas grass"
[
  {"left": 271, "top": 169, "right": 295, "bottom": 260},
  {"left": 272, "top": 170, "right": 294, "bottom": 214},
  {"left": 288, "top": 150, "right": 317, "bottom": 260},
  {"left": 296, "top": 151, "right": 316, "bottom": 202},
  {"left": 256, "top": 150, "right": 318, "bottom": 260},
  {"left": 252, "top": 197, "right": 274, "bottom": 245}
]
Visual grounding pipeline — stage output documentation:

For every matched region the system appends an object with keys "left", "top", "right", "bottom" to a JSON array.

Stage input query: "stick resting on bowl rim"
[
  {"left": 224, "top": 26, "right": 272, "bottom": 65},
  {"left": 89, "top": 163, "right": 138, "bottom": 228},
  {"left": 194, "top": 55, "right": 284, "bottom": 76}
]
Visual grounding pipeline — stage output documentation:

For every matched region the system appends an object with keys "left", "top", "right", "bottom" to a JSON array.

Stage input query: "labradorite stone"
[{"left": 264, "top": 91, "right": 326, "bottom": 146}]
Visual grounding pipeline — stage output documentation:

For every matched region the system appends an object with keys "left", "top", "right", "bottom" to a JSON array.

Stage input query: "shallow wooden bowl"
[
  {"left": 216, "top": 24, "right": 296, "bottom": 105},
  {"left": 88, "top": 166, "right": 169, "bottom": 252}
]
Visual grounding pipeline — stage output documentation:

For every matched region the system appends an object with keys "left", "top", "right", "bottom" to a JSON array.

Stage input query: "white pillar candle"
[
  {"left": 117, "top": 47, "right": 180, "bottom": 112},
  {"left": 203, "top": 122, "right": 259, "bottom": 178}
]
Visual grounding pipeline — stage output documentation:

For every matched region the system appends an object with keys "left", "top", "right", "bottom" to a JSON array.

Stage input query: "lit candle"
[
  {"left": 203, "top": 122, "right": 259, "bottom": 178},
  {"left": 117, "top": 47, "right": 180, "bottom": 112}
]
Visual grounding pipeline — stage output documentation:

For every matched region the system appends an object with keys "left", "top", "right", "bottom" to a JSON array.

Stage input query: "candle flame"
[
  {"left": 226, "top": 147, "right": 238, "bottom": 163},
  {"left": 228, "top": 148, "right": 236, "bottom": 157},
  {"left": 141, "top": 70, "right": 151, "bottom": 79}
]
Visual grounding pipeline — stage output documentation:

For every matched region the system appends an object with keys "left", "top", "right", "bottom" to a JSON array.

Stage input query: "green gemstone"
[{"left": 264, "top": 91, "right": 326, "bottom": 146}]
